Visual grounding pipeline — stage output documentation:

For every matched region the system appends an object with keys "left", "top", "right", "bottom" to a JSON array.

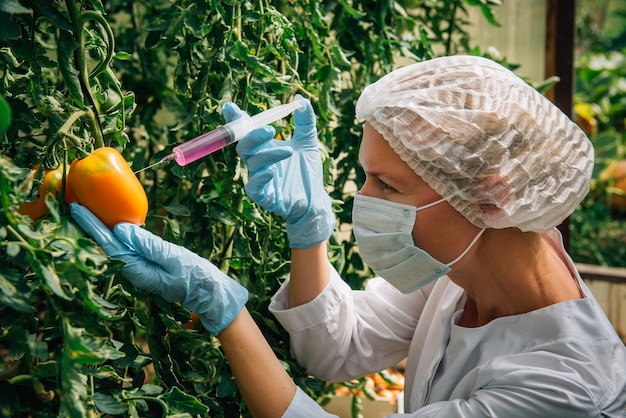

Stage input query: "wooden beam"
[
  {"left": 545, "top": 0, "right": 577, "bottom": 251},
  {"left": 576, "top": 263, "right": 626, "bottom": 284}
]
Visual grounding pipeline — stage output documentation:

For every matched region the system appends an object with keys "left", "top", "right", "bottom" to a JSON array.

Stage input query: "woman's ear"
[{"left": 471, "top": 175, "right": 514, "bottom": 221}]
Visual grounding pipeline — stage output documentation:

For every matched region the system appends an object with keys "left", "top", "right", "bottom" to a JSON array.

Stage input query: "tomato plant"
[{"left": 69, "top": 147, "right": 148, "bottom": 228}]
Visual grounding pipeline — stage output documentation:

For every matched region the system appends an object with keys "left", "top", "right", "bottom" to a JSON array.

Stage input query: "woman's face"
[
  {"left": 357, "top": 122, "right": 476, "bottom": 263},
  {"left": 358, "top": 122, "right": 437, "bottom": 205}
]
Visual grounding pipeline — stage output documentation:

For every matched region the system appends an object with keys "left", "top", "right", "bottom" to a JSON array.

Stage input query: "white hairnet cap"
[{"left": 355, "top": 55, "right": 594, "bottom": 232}]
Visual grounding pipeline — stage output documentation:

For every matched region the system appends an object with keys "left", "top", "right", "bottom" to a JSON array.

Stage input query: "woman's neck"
[{"left": 450, "top": 229, "right": 583, "bottom": 328}]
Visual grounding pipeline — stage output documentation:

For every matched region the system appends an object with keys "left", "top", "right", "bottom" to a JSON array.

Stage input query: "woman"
[{"left": 72, "top": 55, "right": 626, "bottom": 417}]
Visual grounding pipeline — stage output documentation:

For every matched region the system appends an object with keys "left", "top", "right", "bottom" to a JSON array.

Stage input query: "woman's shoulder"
[{"left": 485, "top": 297, "right": 626, "bottom": 408}]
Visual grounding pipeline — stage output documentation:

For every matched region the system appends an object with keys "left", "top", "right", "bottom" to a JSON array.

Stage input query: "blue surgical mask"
[{"left": 352, "top": 194, "right": 485, "bottom": 293}]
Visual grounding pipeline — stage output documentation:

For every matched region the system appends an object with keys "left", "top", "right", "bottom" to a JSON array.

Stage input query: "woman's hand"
[
  {"left": 223, "top": 95, "right": 335, "bottom": 248},
  {"left": 71, "top": 203, "right": 248, "bottom": 335}
]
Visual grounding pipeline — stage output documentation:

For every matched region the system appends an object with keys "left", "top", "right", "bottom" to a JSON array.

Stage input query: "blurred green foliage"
[{"left": 570, "top": 0, "right": 626, "bottom": 268}]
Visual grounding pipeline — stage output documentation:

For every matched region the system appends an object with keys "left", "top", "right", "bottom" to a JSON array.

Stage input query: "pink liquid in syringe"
[{"left": 172, "top": 126, "right": 233, "bottom": 166}]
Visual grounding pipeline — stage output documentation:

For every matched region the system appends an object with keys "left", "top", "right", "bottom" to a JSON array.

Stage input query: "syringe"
[{"left": 135, "top": 96, "right": 307, "bottom": 174}]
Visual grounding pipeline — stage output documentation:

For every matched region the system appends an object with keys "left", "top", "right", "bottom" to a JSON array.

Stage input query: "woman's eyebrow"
[{"left": 358, "top": 159, "right": 407, "bottom": 187}]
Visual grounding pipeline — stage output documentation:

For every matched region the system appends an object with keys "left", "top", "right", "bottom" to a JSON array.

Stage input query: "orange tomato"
[
  {"left": 18, "top": 165, "right": 76, "bottom": 220},
  {"left": 69, "top": 147, "right": 148, "bottom": 229},
  {"left": 182, "top": 312, "right": 200, "bottom": 330}
]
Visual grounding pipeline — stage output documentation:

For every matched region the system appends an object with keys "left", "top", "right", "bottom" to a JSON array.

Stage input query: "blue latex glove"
[
  {"left": 223, "top": 95, "right": 335, "bottom": 248},
  {"left": 70, "top": 203, "right": 248, "bottom": 335}
]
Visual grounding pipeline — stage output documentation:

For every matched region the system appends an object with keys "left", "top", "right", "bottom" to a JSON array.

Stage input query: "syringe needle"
[
  {"left": 134, "top": 154, "right": 176, "bottom": 174},
  {"left": 134, "top": 161, "right": 161, "bottom": 175}
]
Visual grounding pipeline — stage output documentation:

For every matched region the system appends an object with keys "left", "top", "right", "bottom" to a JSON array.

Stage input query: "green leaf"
[
  {"left": 6, "top": 242, "right": 20, "bottom": 257},
  {"left": 532, "top": 75, "right": 560, "bottom": 95},
  {"left": 160, "top": 386, "right": 209, "bottom": 416},
  {"left": 8, "top": 340, "right": 25, "bottom": 362},
  {"left": 216, "top": 374, "right": 239, "bottom": 398},
  {"left": 62, "top": 319, "right": 124, "bottom": 365},
  {"left": 16, "top": 223, "right": 51, "bottom": 240},
  {"left": 76, "top": 280, "right": 126, "bottom": 321},
  {"left": 0, "top": 14, "right": 21, "bottom": 41},
  {"left": 80, "top": 364, "right": 124, "bottom": 381},
  {"left": 57, "top": 31, "right": 85, "bottom": 107},
  {"left": 27, "top": 337, "right": 48, "bottom": 361},
  {"left": 144, "top": 30, "right": 163, "bottom": 49},
  {"left": 163, "top": 203, "right": 191, "bottom": 216},
  {"left": 140, "top": 383, "right": 164, "bottom": 396},
  {"left": 208, "top": 202, "right": 238, "bottom": 226},
  {"left": 85, "top": 0, "right": 105, "bottom": 14},
  {"left": 33, "top": 1, "right": 74, "bottom": 31},
  {"left": 59, "top": 356, "right": 89, "bottom": 418},
  {"left": 330, "top": 44, "right": 352, "bottom": 68},
  {"left": 73, "top": 238, "right": 109, "bottom": 274},
  {"left": 93, "top": 393, "right": 127, "bottom": 415},
  {"left": 115, "top": 51, "right": 132, "bottom": 60},
  {"left": 234, "top": 41, "right": 275, "bottom": 76},
  {"left": 113, "top": 342, "right": 139, "bottom": 368},
  {"left": 0, "top": 268, "right": 34, "bottom": 312},
  {"left": 31, "top": 255, "right": 72, "bottom": 301},
  {"left": 0, "top": 0, "right": 31, "bottom": 14},
  {"left": 464, "top": 0, "right": 501, "bottom": 26}
]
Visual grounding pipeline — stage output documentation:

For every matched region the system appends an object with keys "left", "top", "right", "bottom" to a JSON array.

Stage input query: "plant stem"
[
  {"left": 64, "top": 0, "right": 105, "bottom": 148},
  {"left": 445, "top": 1, "right": 458, "bottom": 55}
]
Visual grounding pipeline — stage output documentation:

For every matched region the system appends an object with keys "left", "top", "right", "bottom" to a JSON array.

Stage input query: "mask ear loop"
[
  {"left": 415, "top": 197, "right": 447, "bottom": 212},
  {"left": 446, "top": 228, "right": 486, "bottom": 267}
]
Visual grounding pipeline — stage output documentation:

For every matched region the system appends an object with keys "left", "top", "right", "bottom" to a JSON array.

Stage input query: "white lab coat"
[{"left": 270, "top": 229, "right": 626, "bottom": 417}]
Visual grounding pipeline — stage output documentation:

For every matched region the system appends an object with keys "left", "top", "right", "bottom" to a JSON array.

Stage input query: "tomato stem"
[
  {"left": 80, "top": 11, "right": 116, "bottom": 79},
  {"left": 53, "top": 109, "right": 96, "bottom": 154},
  {"left": 5, "top": 225, "right": 31, "bottom": 248},
  {"left": 64, "top": 0, "right": 106, "bottom": 148}
]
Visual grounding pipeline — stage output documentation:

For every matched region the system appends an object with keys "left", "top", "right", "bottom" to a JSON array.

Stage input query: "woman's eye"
[{"left": 379, "top": 179, "right": 393, "bottom": 190}]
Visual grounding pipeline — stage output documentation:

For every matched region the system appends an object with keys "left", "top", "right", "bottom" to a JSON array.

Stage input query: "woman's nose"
[{"left": 357, "top": 178, "right": 379, "bottom": 199}]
